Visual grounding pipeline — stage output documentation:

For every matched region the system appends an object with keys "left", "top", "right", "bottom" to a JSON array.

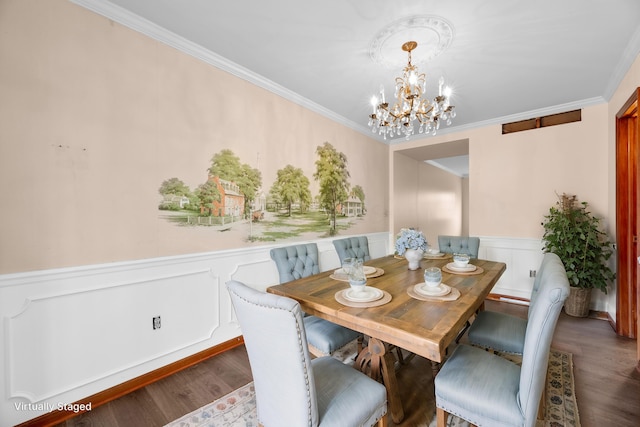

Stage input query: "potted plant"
[{"left": 541, "top": 193, "right": 615, "bottom": 317}]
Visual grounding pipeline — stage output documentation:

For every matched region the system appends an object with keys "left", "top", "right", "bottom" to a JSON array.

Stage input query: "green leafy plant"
[{"left": 541, "top": 194, "right": 615, "bottom": 293}]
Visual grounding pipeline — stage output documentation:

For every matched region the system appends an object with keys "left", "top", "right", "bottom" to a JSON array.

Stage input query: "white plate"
[
  {"left": 446, "top": 262, "right": 477, "bottom": 272},
  {"left": 363, "top": 266, "right": 377, "bottom": 275},
  {"left": 344, "top": 287, "right": 383, "bottom": 302},
  {"left": 415, "top": 283, "right": 451, "bottom": 297},
  {"left": 424, "top": 252, "right": 445, "bottom": 257},
  {"left": 335, "top": 266, "right": 377, "bottom": 276}
]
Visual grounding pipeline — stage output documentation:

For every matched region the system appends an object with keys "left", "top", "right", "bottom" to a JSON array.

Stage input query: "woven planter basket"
[{"left": 564, "top": 287, "right": 592, "bottom": 317}]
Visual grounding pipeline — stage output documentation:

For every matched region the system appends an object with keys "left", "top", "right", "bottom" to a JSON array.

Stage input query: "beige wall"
[
  {"left": 392, "top": 153, "right": 420, "bottom": 234},
  {"left": 2, "top": 0, "right": 638, "bottom": 279},
  {"left": 393, "top": 152, "right": 463, "bottom": 247},
  {"left": 390, "top": 64, "right": 640, "bottom": 315},
  {"left": 391, "top": 103, "right": 611, "bottom": 241},
  {"left": 461, "top": 177, "right": 470, "bottom": 236},
  {"left": 0, "top": 0, "right": 389, "bottom": 274},
  {"left": 418, "top": 161, "right": 464, "bottom": 246}
]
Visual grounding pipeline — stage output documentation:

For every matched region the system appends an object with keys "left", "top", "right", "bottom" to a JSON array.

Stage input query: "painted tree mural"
[
  {"left": 158, "top": 143, "right": 368, "bottom": 243},
  {"left": 159, "top": 177, "right": 190, "bottom": 197},
  {"left": 314, "top": 142, "right": 350, "bottom": 235},
  {"left": 270, "top": 165, "right": 312, "bottom": 216},
  {"left": 194, "top": 180, "right": 221, "bottom": 215},
  {"left": 158, "top": 177, "right": 198, "bottom": 211}
]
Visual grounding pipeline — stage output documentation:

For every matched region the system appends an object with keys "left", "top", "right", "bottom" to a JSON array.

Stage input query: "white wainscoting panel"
[
  {"left": 6, "top": 269, "right": 218, "bottom": 402},
  {"left": 0, "top": 232, "right": 389, "bottom": 426},
  {"left": 478, "top": 237, "right": 544, "bottom": 300},
  {"left": 7, "top": 232, "right": 604, "bottom": 426},
  {"left": 478, "top": 236, "right": 608, "bottom": 312}
]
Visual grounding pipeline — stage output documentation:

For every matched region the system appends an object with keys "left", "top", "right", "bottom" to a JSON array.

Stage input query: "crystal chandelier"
[{"left": 368, "top": 41, "right": 456, "bottom": 140}]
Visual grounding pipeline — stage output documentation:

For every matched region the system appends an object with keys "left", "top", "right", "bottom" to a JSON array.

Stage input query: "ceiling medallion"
[
  {"left": 368, "top": 40, "right": 456, "bottom": 140},
  {"left": 369, "top": 15, "right": 454, "bottom": 69}
]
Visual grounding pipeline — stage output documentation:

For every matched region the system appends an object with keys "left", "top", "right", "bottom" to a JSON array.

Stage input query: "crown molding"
[
  {"left": 603, "top": 24, "right": 640, "bottom": 101},
  {"left": 425, "top": 160, "right": 467, "bottom": 178},
  {"left": 389, "top": 96, "right": 607, "bottom": 145},
  {"left": 69, "top": 0, "right": 618, "bottom": 147},
  {"left": 69, "top": 0, "right": 371, "bottom": 139}
]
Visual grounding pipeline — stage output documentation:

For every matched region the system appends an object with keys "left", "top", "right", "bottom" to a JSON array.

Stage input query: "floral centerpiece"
[
  {"left": 395, "top": 228, "right": 428, "bottom": 270},
  {"left": 395, "top": 228, "right": 428, "bottom": 255}
]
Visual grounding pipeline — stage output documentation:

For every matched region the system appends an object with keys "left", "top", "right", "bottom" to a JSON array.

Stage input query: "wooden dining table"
[{"left": 267, "top": 254, "right": 506, "bottom": 424}]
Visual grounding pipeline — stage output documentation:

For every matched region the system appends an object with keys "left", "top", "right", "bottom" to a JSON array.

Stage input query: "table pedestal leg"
[
  {"left": 430, "top": 360, "right": 440, "bottom": 378},
  {"left": 355, "top": 337, "right": 404, "bottom": 424}
]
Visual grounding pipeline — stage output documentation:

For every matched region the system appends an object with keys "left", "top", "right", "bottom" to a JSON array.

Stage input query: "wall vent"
[{"left": 502, "top": 109, "right": 581, "bottom": 135}]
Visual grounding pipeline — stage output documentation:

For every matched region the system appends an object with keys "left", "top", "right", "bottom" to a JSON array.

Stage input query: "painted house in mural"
[
  {"left": 161, "top": 194, "right": 190, "bottom": 209},
  {"left": 340, "top": 197, "right": 363, "bottom": 217},
  {"left": 210, "top": 176, "right": 244, "bottom": 217}
]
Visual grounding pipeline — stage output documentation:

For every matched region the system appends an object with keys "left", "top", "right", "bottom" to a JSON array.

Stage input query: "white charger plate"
[
  {"left": 424, "top": 252, "right": 445, "bottom": 257},
  {"left": 415, "top": 283, "right": 451, "bottom": 297},
  {"left": 446, "top": 262, "right": 477, "bottom": 272},
  {"left": 335, "top": 266, "right": 377, "bottom": 275},
  {"left": 344, "top": 287, "right": 383, "bottom": 302}
]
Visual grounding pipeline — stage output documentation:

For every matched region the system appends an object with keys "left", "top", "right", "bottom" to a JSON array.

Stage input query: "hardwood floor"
[
  {"left": 54, "top": 346, "right": 253, "bottom": 427},
  {"left": 56, "top": 300, "right": 640, "bottom": 427}
]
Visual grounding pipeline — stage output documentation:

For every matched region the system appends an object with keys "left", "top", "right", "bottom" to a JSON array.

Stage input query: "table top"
[{"left": 267, "top": 255, "right": 506, "bottom": 362}]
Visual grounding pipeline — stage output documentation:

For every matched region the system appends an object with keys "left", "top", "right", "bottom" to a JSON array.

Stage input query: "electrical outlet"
[
  {"left": 153, "top": 316, "right": 161, "bottom": 330},
  {"left": 529, "top": 270, "right": 536, "bottom": 278}
]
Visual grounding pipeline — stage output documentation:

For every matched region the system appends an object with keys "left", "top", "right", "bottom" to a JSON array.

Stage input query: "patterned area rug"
[
  {"left": 165, "top": 345, "right": 579, "bottom": 427},
  {"left": 544, "top": 349, "right": 581, "bottom": 427},
  {"left": 166, "top": 382, "right": 257, "bottom": 427}
]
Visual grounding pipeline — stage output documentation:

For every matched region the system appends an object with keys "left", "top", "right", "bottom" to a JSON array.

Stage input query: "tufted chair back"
[
  {"left": 269, "top": 243, "right": 361, "bottom": 356},
  {"left": 528, "top": 252, "right": 561, "bottom": 317},
  {"left": 226, "top": 280, "right": 388, "bottom": 427},
  {"left": 226, "top": 280, "right": 319, "bottom": 425},
  {"left": 437, "top": 235, "right": 480, "bottom": 258},
  {"left": 333, "top": 236, "right": 371, "bottom": 264},
  {"left": 466, "top": 252, "right": 563, "bottom": 356},
  {"left": 518, "top": 256, "right": 569, "bottom": 425},
  {"left": 434, "top": 253, "right": 569, "bottom": 427},
  {"left": 270, "top": 243, "right": 320, "bottom": 283}
]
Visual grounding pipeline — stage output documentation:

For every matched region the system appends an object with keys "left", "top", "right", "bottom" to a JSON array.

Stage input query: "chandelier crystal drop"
[{"left": 368, "top": 41, "right": 456, "bottom": 140}]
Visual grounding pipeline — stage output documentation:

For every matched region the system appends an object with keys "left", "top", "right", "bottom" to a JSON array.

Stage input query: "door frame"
[{"left": 615, "top": 88, "right": 639, "bottom": 351}]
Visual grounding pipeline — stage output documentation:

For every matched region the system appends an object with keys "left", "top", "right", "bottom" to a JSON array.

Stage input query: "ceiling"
[{"left": 73, "top": 0, "right": 640, "bottom": 175}]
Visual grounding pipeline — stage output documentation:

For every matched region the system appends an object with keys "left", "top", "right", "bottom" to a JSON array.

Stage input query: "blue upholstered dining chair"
[
  {"left": 332, "top": 236, "right": 410, "bottom": 364},
  {"left": 437, "top": 235, "right": 480, "bottom": 258},
  {"left": 466, "top": 252, "right": 561, "bottom": 355},
  {"left": 434, "top": 253, "right": 569, "bottom": 427},
  {"left": 333, "top": 236, "right": 371, "bottom": 263},
  {"left": 226, "top": 280, "right": 388, "bottom": 427},
  {"left": 439, "top": 235, "right": 480, "bottom": 343},
  {"left": 270, "top": 243, "right": 361, "bottom": 357}
]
